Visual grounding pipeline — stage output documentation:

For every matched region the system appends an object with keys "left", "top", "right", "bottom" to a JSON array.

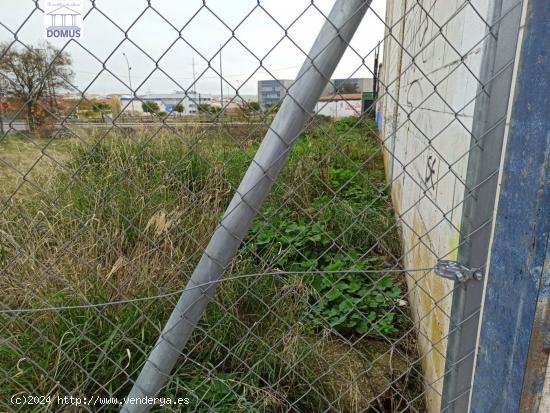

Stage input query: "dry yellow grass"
[{"left": 0, "top": 132, "right": 87, "bottom": 200}]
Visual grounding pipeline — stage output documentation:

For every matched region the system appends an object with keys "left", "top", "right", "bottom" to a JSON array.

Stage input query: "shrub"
[{"left": 142, "top": 101, "right": 160, "bottom": 114}]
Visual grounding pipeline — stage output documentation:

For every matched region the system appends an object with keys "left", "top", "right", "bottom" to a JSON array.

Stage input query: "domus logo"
[{"left": 44, "top": 1, "right": 83, "bottom": 39}]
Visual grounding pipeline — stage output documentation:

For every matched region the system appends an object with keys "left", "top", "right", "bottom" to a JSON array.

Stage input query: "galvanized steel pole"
[{"left": 122, "top": 1, "right": 371, "bottom": 411}]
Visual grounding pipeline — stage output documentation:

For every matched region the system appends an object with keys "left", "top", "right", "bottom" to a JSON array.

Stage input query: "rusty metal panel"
[{"left": 520, "top": 238, "right": 550, "bottom": 412}]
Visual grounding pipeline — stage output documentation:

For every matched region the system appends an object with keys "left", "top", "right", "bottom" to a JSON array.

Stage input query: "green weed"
[{"left": 0, "top": 120, "right": 423, "bottom": 412}]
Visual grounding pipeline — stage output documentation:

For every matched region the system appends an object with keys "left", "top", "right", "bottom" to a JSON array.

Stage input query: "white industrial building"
[
  {"left": 119, "top": 91, "right": 213, "bottom": 115},
  {"left": 315, "top": 93, "right": 362, "bottom": 118}
]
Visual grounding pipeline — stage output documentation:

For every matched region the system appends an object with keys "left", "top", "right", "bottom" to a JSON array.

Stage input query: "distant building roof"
[
  {"left": 319, "top": 93, "right": 362, "bottom": 102},
  {"left": 48, "top": 6, "right": 80, "bottom": 15},
  {"left": 120, "top": 92, "right": 212, "bottom": 100}
]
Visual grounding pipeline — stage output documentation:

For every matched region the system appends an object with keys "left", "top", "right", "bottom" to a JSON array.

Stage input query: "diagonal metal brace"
[
  {"left": 435, "top": 260, "right": 483, "bottom": 283},
  {"left": 122, "top": 1, "right": 372, "bottom": 411}
]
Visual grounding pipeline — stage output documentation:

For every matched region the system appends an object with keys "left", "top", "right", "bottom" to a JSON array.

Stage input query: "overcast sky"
[{"left": 1, "top": 0, "right": 386, "bottom": 96}]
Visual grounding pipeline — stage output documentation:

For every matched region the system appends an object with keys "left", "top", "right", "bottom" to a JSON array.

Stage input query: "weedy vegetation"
[{"left": 0, "top": 117, "right": 424, "bottom": 412}]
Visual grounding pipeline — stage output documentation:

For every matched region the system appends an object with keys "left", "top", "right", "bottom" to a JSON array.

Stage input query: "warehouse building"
[
  {"left": 258, "top": 77, "right": 373, "bottom": 112},
  {"left": 119, "top": 91, "right": 213, "bottom": 115},
  {"left": 323, "top": 77, "right": 373, "bottom": 95}
]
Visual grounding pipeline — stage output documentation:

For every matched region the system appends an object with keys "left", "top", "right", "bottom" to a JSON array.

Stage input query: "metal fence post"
[
  {"left": 440, "top": 1, "right": 523, "bottom": 411},
  {"left": 469, "top": 0, "right": 549, "bottom": 410},
  {"left": 122, "top": 1, "right": 371, "bottom": 411}
]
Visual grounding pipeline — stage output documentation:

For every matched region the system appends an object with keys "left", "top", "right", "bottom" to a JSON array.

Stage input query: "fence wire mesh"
[{"left": 0, "top": 0, "right": 521, "bottom": 412}]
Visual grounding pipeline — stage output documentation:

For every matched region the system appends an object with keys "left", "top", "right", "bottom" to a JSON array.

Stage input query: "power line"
[{"left": 72, "top": 63, "right": 303, "bottom": 82}]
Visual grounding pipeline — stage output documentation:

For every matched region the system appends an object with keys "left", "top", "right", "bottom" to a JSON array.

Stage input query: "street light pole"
[
  {"left": 0, "top": 80, "right": 5, "bottom": 135},
  {"left": 219, "top": 44, "right": 224, "bottom": 123},
  {"left": 123, "top": 53, "right": 135, "bottom": 114},
  {"left": 192, "top": 55, "right": 196, "bottom": 94},
  {"left": 0, "top": 97, "right": 4, "bottom": 135}
]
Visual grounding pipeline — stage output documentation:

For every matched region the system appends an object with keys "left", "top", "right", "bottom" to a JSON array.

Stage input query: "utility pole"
[
  {"left": 123, "top": 53, "right": 135, "bottom": 114},
  {"left": 219, "top": 44, "right": 224, "bottom": 122},
  {"left": 0, "top": 77, "right": 5, "bottom": 135},
  {"left": 192, "top": 55, "right": 196, "bottom": 94},
  {"left": 192, "top": 55, "right": 198, "bottom": 114},
  {"left": 373, "top": 42, "right": 380, "bottom": 101},
  {"left": 0, "top": 93, "right": 4, "bottom": 135}
]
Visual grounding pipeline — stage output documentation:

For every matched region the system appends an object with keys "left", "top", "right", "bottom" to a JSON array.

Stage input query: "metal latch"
[{"left": 434, "top": 260, "right": 483, "bottom": 283}]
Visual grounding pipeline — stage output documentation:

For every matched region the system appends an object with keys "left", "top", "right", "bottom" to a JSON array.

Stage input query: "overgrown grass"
[{"left": 0, "top": 118, "right": 424, "bottom": 412}]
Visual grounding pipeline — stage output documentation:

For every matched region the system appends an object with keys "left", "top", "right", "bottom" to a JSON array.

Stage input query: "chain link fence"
[{"left": 0, "top": 0, "right": 522, "bottom": 412}]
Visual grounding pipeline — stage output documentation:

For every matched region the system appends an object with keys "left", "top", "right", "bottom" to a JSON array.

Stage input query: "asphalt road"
[{"left": 1, "top": 120, "right": 264, "bottom": 132}]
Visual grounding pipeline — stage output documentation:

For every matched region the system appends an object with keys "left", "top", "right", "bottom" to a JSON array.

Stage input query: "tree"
[
  {"left": 0, "top": 42, "right": 73, "bottom": 132},
  {"left": 174, "top": 103, "right": 184, "bottom": 116},
  {"left": 92, "top": 102, "right": 111, "bottom": 112},
  {"left": 197, "top": 103, "right": 212, "bottom": 113},
  {"left": 248, "top": 101, "right": 260, "bottom": 111},
  {"left": 92, "top": 101, "right": 112, "bottom": 121},
  {"left": 237, "top": 100, "right": 260, "bottom": 120},
  {"left": 337, "top": 82, "right": 359, "bottom": 94},
  {"left": 142, "top": 101, "right": 160, "bottom": 115},
  {"left": 197, "top": 103, "right": 221, "bottom": 114}
]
